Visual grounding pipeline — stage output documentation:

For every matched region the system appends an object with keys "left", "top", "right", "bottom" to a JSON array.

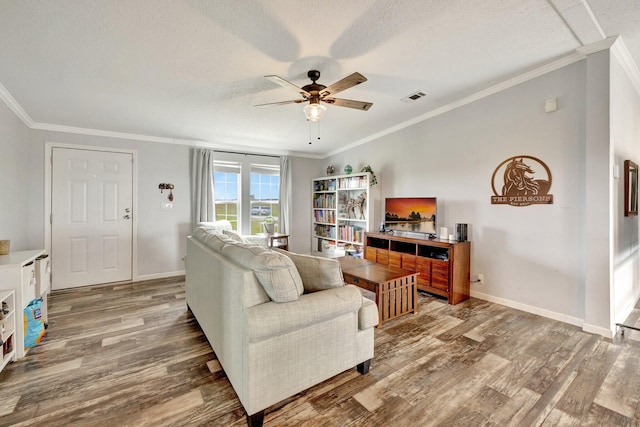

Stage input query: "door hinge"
[{"left": 50, "top": 214, "right": 52, "bottom": 224}]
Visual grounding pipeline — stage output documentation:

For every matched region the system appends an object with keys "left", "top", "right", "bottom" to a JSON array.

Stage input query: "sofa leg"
[
  {"left": 357, "top": 359, "right": 371, "bottom": 375},
  {"left": 246, "top": 410, "right": 264, "bottom": 427}
]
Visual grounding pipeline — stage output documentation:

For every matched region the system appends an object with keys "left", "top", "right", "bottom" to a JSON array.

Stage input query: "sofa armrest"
[
  {"left": 246, "top": 285, "right": 363, "bottom": 343},
  {"left": 359, "top": 299, "right": 379, "bottom": 330}
]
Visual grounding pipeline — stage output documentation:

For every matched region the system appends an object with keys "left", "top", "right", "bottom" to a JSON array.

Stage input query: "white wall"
[
  {"left": 27, "top": 130, "right": 192, "bottom": 279},
  {"left": 320, "top": 61, "right": 590, "bottom": 325},
  {"left": 0, "top": 101, "right": 32, "bottom": 251},
  {"left": 583, "top": 50, "right": 613, "bottom": 335},
  {"left": 610, "top": 45, "right": 640, "bottom": 325}
]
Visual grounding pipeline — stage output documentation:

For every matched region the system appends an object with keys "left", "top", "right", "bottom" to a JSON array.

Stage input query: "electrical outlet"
[{"left": 477, "top": 273, "right": 484, "bottom": 284}]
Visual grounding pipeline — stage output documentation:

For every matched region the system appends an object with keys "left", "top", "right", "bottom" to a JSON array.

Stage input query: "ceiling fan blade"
[
  {"left": 254, "top": 99, "right": 306, "bottom": 107},
  {"left": 319, "top": 72, "right": 367, "bottom": 98},
  {"left": 323, "top": 97, "right": 373, "bottom": 111},
  {"left": 265, "top": 75, "right": 311, "bottom": 98}
]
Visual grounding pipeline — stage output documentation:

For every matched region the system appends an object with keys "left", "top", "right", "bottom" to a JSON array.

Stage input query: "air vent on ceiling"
[{"left": 401, "top": 91, "right": 429, "bottom": 103}]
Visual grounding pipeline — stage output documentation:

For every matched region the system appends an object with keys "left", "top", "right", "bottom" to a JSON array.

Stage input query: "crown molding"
[
  {"left": 611, "top": 37, "right": 640, "bottom": 97},
  {"left": 576, "top": 36, "right": 617, "bottom": 56},
  {"left": 0, "top": 82, "right": 34, "bottom": 127},
  {"left": 325, "top": 51, "right": 586, "bottom": 158},
  {"left": 29, "top": 122, "right": 320, "bottom": 158},
  {"left": 32, "top": 121, "right": 199, "bottom": 145}
]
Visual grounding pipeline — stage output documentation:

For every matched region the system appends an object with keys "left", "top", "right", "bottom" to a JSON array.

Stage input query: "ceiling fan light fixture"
[{"left": 303, "top": 101, "right": 327, "bottom": 121}]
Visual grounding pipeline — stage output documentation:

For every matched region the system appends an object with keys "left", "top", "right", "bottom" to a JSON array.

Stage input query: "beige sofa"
[{"left": 186, "top": 227, "right": 378, "bottom": 426}]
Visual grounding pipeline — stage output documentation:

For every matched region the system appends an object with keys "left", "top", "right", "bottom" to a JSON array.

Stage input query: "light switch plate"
[{"left": 545, "top": 98, "right": 557, "bottom": 113}]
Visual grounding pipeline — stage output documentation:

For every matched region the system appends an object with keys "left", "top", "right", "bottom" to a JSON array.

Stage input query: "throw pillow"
[
  {"left": 272, "top": 249, "right": 344, "bottom": 293},
  {"left": 222, "top": 244, "right": 304, "bottom": 302}
]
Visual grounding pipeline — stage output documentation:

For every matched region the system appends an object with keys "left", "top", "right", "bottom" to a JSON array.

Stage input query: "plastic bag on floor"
[{"left": 24, "top": 297, "right": 45, "bottom": 348}]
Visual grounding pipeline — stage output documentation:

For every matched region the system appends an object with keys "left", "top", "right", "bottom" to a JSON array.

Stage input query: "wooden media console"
[{"left": 364, "top": 232, "right": 471, "bottom": 304}]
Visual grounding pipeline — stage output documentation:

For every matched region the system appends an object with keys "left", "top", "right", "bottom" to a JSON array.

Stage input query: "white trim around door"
[{"left": 44, "top": 142, "right": 138, "bottom": 286}]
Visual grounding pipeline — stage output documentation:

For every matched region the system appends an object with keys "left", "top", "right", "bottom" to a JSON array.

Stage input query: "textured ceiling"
[{"left": 0, "top": 0, "right": 638, "bottom": 157}]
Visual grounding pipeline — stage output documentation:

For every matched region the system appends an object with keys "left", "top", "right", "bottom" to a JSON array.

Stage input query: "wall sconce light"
[{"left": 159, "top": 183, "right": 174, "bottom": 201}]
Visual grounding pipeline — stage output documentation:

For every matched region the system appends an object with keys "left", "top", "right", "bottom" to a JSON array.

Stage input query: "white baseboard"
[
  {"left": 615, "top": 290, "right": 640, "bottom": 325},
  {"left": 582, "top": 322, "right": 614, "bottom": 339},
  {"left": 470, "top": 289, "right": 588, "bottom": 329},
  {"left": 135, "top": 270, "right": 185, "bottom": 282}
]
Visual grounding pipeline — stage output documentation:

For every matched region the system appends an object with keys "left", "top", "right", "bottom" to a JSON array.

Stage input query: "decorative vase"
[{"left": 344, "top": 164, "right": 353, "bottom": 174}]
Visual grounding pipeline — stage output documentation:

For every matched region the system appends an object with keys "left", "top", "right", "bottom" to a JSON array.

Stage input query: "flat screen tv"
[{"left": 384, "top": 197, "right": 437, "bottom": 235}]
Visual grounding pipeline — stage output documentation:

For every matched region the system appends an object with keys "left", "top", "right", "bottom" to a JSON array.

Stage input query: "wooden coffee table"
[{"left": 338, "top": 257, "right": 419, "bottom": 327}]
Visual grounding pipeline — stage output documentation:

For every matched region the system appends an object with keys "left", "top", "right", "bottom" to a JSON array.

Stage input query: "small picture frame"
[{"left": 624, "top": 159, "right": 638, "bottom": 216}]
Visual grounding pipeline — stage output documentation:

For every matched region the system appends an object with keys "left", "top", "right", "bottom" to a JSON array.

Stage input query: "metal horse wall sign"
[{"left": 491, "top": 155, "right": 553, "bottom": 207}]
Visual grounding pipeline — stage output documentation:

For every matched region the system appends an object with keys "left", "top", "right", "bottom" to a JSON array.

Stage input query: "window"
[
  {"left": 213, "top": 162, "right": 241, "bottom": 230},
  {"left": 250, "top": 164, "right": 280, "bottom": 234},
  {"left": 213, "top": 155, "right": 280, "bottom": 235}
]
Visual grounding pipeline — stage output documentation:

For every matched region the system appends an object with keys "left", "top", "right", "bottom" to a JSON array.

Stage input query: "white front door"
[{"left": 51, "top": 148, "right": 133, "bottom": 289}]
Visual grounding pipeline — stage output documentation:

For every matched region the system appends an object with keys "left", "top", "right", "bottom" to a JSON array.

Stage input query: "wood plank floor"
[{"left": 1, "top": 277, "right": 640, "bottom": 426}]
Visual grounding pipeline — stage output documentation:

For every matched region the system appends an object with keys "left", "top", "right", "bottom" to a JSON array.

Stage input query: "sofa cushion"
[
  {"left": 222, "top": 243, "right": 303, "bottom": 302},
  {"left": 193, "top": 227, "right": 234, "bottom": 253},
  {"left": 222, "top": 241, "right": 269, "bottom": 264},
  {"left": 198, "top": 220, "right": 233, "bottom": 231},
  {"left": 246, "top": 285, "right": 364, "bottom": 342},
  {"left": 223, "top": 229, "right": 249, "bottom": 244},
  {"left": 273, "top": 249, "right": 344, "bottom": 293}
]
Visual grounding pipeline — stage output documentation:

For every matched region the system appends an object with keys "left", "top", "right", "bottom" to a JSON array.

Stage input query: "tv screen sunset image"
[{"left": 385, "top": 197, "right": 436, "bottom": 234}]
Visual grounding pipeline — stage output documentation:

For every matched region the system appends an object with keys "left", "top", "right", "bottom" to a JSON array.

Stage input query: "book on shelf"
[
  {"left": 338, "top": 224, "right": 364, "bottom": 243},
  {"left": 313, "top": 194, "right": 335, "bottom": 208},
  {"left": 314, "top": 210, "right": 336, "bottom": 224},
  {"left": 339, "top": 176, "right": 367, "bottom": 189},
  {"left": 314, "top": 179, "right": 337, "bottom": 191},
  {"left": 314, "top": 224, "right": 336, "bottom": 239}
]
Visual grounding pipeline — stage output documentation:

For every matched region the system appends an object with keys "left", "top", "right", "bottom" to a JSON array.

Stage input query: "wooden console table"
[{"left": 338, "top": 257, "right": 418, "bottom": 327}]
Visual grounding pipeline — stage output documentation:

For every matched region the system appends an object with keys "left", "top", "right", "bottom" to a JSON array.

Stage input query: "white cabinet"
[
  {"left": 0, "top": 249, "right": 45, "bottom": 359},
  {"left": 312, "top": 172, "right": 378, "bottom": 255},
  {"left": 0, "top": 289, "right": 16, "bottom": 371}
]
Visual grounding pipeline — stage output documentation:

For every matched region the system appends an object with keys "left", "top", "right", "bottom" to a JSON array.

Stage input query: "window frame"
[
  {"left": 250, "top": 164, "right": 280, "bottom": 234},
  {"left": 213, "top": 153, "right": 280, "bottom": 235},
  {"left": 213, "top": 161, "right": 241, "bottom": 230}
]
